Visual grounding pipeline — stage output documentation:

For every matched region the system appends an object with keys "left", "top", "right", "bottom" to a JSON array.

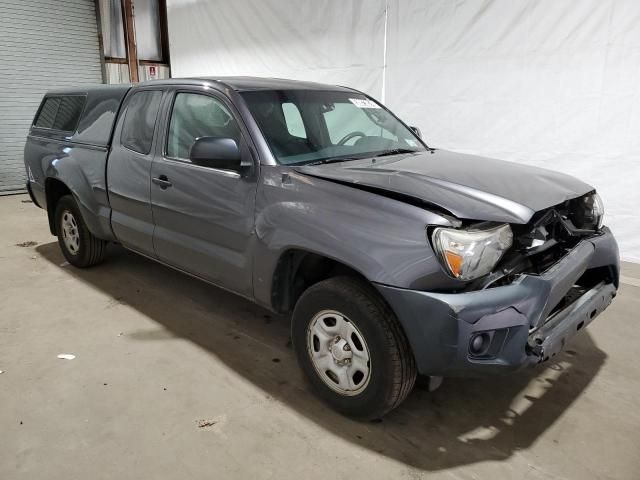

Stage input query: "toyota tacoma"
[{"left": 24, "top": 77, "right": 619, "bottom": 419}]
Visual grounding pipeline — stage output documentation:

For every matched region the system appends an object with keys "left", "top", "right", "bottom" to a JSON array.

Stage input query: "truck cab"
[{"left": 27, "top": 81, "right": 262, "bottom": 298}]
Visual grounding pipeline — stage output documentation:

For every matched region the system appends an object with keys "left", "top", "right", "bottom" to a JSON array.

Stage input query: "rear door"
[
  {"left": 107, "top": 89, "right": 164, "bottom": 256},
  {"left": 149, "top": 88, "right": 258, "bottom": 297}
]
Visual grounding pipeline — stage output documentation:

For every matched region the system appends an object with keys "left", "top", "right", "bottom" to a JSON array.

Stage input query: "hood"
[{"left": 295, "top": 149, "right": 593, "bottom": 224}]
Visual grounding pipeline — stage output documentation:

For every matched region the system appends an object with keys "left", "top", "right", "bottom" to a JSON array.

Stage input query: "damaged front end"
[
  {"left": 458, "top": 192, "right": 619, "bottom": 363},
  {"left": 465, "top": 192, "right": 615, "bottom": 291},
  {"left": 375, "top": 191, "right": 619, "bottom": 377}
]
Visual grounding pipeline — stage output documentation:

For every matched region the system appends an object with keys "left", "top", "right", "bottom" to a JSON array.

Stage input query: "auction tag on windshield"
[{"left": 349, "top": 98, "right": 381, "bottom": 109}]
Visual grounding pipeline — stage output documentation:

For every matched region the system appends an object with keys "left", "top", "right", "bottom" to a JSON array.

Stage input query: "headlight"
[
  {"left": 584, "top": 192, "right": 604, "bottom": 229},
  {"left": 432, "top": 224, "right": 513, "bottom": 281}
]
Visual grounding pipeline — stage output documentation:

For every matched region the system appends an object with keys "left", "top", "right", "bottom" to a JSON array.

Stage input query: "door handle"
[{"left": 152, "top": 175, "right": 172, "bottom": 189}]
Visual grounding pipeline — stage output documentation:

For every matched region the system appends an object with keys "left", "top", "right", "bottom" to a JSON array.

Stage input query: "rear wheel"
[
  {"left": 292, "top": 276, "right": 416, "bottom": 419},
  {"left": 55, "top": 195, "right": 107, "bottom": 267}
]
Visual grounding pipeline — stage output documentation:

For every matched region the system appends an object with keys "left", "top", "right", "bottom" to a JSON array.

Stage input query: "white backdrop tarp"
[
  {"left": 167, "top": 0, "right": 640, "bottom": 262},
  {"left": 167, "top": 0, "right": 387, "bottom": 96}
]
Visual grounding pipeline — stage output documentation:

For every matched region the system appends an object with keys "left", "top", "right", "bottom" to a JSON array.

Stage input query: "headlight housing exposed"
[
  {"left": 584, "top": 192, "right": 604, "bottom": 229},
  {"left": 432, "top": 224, "right": 513, "bottom": 281},
  {"left": 568, "top": 192, "right": 604, "bottom": 230}
]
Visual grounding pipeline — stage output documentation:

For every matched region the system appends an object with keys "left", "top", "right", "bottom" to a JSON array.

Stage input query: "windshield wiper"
[
  {"left": 300, "top": 156, "right": 364, "bottom": 166},
  {"left": 373, "top": 148, "right": 420, "bottom": 157},
  {"left": 294, "top": 148, "right": 424, "bottom": 166}
]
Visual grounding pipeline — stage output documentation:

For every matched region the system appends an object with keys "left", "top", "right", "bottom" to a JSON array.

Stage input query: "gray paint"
[
  {"left": 146, "top": 85, "right": 259, "bottom": 296},
  {"left": 0, "top": 0, "right": 103, "bottom": 193},
  {"left": 251, "top": 166, "right": 456, "bottom": 308},
  {"left": 23, "top": 77, "right": 620, "bottom": 376},
  {"left": 25, "top": 86, "right": 131, "bottom": 241},
  {"left": 297, "top": 150, "right": 594, "bottom": 224},
  {"left": 107, "top": 87, "right": 160, "bottom": 256}
]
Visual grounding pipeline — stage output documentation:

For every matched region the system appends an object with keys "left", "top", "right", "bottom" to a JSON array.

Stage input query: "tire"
[
  {"left": 54, "top": 195, "right": 107, "bottom": 268},
  {"left": 292, "top": 276, "right": 416, "bottom": 420}
]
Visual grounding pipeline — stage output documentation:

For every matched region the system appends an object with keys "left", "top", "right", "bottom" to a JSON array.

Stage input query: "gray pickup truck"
[{"left": 24, "top": 77, "right": 619, "bottom": 419}]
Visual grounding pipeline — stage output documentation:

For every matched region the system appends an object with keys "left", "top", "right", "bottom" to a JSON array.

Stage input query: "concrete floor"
[{"left": 1, "top": 193, "right": 639, "bottom": 480}]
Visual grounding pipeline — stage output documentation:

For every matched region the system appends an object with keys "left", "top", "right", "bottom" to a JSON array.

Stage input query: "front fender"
[{"left": 252, "top": 167, "right": 457, "bottom": 308}]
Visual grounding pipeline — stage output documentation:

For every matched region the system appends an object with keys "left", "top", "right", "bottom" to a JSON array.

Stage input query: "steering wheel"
[{"left": 337, "top": 131, "right": 366, "bottom": 146}]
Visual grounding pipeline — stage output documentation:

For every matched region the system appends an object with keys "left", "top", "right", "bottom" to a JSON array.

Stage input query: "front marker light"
[{"left": 432, "top": 224, "right": 513, "bottom": 281}]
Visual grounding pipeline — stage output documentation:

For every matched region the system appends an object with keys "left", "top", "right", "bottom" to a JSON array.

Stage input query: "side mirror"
[
  {"left": 189, "top": 137, "right": 241, "bottom": 171},
  {"left": 409, "top": 126, "right": 422, "bottom": 138}
]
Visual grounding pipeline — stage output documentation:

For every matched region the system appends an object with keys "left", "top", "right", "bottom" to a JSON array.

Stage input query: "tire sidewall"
[{"left": 292, "top": 279, "right": 399, "bottom": 417}]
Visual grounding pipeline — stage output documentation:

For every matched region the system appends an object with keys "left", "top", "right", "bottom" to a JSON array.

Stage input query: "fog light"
[{"left": 469, "top": 333, "right": 490, "bottom": 355}]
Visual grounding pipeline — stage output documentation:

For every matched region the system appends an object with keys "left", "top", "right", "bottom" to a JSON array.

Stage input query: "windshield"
[{"left": 240, "top": 89, "right": 426, "bottom": 165}]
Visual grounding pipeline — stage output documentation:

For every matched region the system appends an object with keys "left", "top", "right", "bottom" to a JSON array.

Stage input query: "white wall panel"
[
  {"left": 385, "top": 0, "right": 640, "bottom": 262},
  {"left": 166, "top": 0, "right": 387, "bottom": 97}
]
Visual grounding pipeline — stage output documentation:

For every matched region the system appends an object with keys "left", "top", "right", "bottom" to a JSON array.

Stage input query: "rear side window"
[
  {"left": 120, "top": 90, "right": 163, "bottom": 154},
  {"left": 35, "top": 98, "right": 60, "bottom": 128},
  {"left": 34, "top": 95, "right": 85, "bottom": 132}
]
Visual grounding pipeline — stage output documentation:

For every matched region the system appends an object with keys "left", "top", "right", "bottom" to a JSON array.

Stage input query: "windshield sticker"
[
  {"left": 406, "top": 139, "right": 418, "bottom": 147},
  {"left": 349, "top": 98, "right": 381, "bottom": 109}
]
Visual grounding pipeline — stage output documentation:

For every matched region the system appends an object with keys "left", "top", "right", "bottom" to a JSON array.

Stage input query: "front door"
[{"left": 150, "top": 90, "right": 257, "bottom": 297}]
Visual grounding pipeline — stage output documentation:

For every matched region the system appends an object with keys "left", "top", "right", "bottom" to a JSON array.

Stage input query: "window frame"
[
  {"left": 31, "top": 94, "right": 88, "bottom": 134},
  {"left": 120, "top": 89, "right": 164, "bottom": 155},
  {"left": 100, "top": 0, "right": 170, "bottom": 66},
  {"left": 98, "top": 0, "right": 127, "bottom": 61},
  {"left": 133, "top": 0, "right": 170, "bottom": 64},
  {"left": 163, "top": 90, "right": 243, "bottom": 164}
]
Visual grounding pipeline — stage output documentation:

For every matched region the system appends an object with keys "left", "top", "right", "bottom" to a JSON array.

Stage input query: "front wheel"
[
  {"left": 55, "top": 195, "right": 107, "bottom": 268},
  {"left": 292, "top": 276, "right": 416, "bottom": 419}
]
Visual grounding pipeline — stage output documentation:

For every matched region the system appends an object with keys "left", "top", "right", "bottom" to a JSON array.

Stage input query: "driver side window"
[{"left": 166, "top": 93, "right": 240, "bottom": 160}]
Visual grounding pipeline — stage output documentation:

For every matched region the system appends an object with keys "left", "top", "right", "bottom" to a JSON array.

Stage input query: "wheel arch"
[
  {"left": 43, "top": 174, "right": 114, "bottom": 241},
  {"left": 270, "top": 248, "right": 369, "bottom": 314},
  {"left": 45, "top": 177, "right": 73, "bottom": 235}
]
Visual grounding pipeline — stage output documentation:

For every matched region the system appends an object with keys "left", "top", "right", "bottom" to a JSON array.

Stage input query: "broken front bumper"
[{"left": 375, "top": 227, "right": 619, "bottom": 377}]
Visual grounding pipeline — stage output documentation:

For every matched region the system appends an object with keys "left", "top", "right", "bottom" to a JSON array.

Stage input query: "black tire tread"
[
  {"left": 330, "top": 276, "right": 416, "bottom": 415},
  {"left": 86, "top": 227, "right": 106, "bottom": 266}
]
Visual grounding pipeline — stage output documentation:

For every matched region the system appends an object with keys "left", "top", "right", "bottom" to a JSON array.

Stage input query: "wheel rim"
[
  {"left": 306, "top": 310, "right": 371, "bottom": 396},
  {"left": 60, "top": 210, "right": 80, "bottom": 255}
]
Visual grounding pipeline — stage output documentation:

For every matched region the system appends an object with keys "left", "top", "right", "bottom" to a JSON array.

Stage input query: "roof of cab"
[
  {"left": 44, "top": 77, "right": 355, "bottom": 97},
  {"left": 43, "top": 77, "right": 355, "bottom": 98},
  {"left": 35, "top": 77, "right": 356, "bottom": 147},
  {"left": 136, "top": 76, "right": 356, "bottom": 92}
]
